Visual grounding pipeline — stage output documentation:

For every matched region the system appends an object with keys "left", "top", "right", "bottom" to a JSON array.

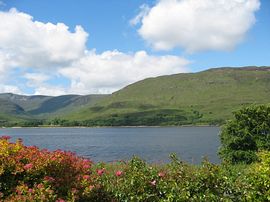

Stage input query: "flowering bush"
[
  {"left": 0, "top": 136, "right": 269, "bottom": 201},
  {"left": 0, "top": 136, "right": 93, "bottom": 201}
]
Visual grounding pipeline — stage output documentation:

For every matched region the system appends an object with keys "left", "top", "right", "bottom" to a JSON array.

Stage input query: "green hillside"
[
  {"left": 28, "top": 94, "right": 106, "bottom": 117},
  {"left": 0, "top": 94, "right": 107, "bottom": 126},
  {"left": 0, "top": 98, "right": 31, "bottom": 125},
  {"left": 65, "top": 66, "right": 270, "bottom": 125},
  {"left": 0, "top": 93, "right": 51, "bottom": 112},
  {"left": 0, "top": 98, "right": 25, "bottom": 115},
  {"left": 0, "top": 66, "right": 269, "bottom": 126}
]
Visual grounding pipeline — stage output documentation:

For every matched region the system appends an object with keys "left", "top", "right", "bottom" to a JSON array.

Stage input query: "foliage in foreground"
[
  {"left": 219, "top": 104, "right": 270, "bottom": 164},
  {"left": 0, "top": 137, "right": 269, "bottom": 201}
]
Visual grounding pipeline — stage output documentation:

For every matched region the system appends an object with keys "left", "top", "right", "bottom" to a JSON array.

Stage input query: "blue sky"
[{"left": 0, "top": 0, "right": 269, "bottom": 95}]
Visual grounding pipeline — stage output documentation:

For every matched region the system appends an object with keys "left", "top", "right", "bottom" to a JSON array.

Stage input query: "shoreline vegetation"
[
  {"left": 1, "top": 124, "right": 218, "bottom": 129},
  {"left": 0, "top": 136, "right": 269, "bottom": 201},
  {"left": 0, "top": 114, "right": 224, "bottom": 128}
]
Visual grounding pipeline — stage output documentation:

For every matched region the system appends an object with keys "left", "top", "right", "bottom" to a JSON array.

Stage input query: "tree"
[{"left": 219, "top": 104, "right": 270, "bottom": 164}]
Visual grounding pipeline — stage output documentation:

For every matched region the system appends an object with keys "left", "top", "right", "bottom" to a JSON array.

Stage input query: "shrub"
[
  {"left": 0, "top": 136, "right": 93, "bottom": 201},
  {"left": 1, "top": 136, "right": 269, "bottom": 201},
  {"left": 219, "top": 104, "right": 270, "bottom": 164},
  {"left": 241, "top": 151, "right": 270, "bottom": 201}
]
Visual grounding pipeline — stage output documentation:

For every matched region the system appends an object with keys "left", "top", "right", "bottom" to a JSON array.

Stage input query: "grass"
[{"left": 64, "top": 67, "right": 270, "bottom": 125}]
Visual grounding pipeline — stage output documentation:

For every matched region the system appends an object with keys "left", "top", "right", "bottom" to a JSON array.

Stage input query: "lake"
[{"left": 0, "top": 127, "right": 220, "bottom": 164}]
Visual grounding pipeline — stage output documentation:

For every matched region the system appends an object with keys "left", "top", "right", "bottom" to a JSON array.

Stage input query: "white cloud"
[
  {"left": 33, "top": 86, "right": 67, "bottom": 96},
  {"left": 0, "top": 8, "right": 88, "bottom": 95},
  {"left": 0, "top": 8, "right": 191, "bottom": 95},
  {"left": 130, "top": 4, "right": 150, "bottom": 26},
  {"left": 135, "top": 0, "right": 260, "bottom": 52},
  {"left": 0, "top": 8, "right": 88, "bottom": 70},
  {"left": 23, "top": 72, "right": 68, "bottom": 96},
  {"left": 0, "top": 85, "right": 23, "bottom": 94},
  {"left": 24, "top": 73, "right": 50, "bottom": 85},
  {"left": 59, "top": 50, "right": 190, "bottom": 94}
]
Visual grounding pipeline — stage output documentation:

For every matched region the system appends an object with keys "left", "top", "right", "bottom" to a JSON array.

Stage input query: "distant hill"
[
  {"left": 0, "top": 93, "right": 108, "bottom": 125},
  {"left": 64, "top": 66, "right": 270, "bottom": 125},
  {"left": 0, "top": 66, "right": 269, "bottom": 126},
  {"left": 0, "top": 93, "right": 51, "bottom": 112},
  {"left": 0, "top": 98, "right": 25, "bottom": 115}
]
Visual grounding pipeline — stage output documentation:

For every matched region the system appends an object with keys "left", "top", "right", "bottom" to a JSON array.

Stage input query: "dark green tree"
[{"left": 219, "top": 104, "right": 270, "bottom": 164}]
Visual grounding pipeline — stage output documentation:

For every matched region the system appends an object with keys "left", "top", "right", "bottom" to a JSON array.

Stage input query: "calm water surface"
[{"left": 0, "top": 127, "right": 220, "bottom": 164}]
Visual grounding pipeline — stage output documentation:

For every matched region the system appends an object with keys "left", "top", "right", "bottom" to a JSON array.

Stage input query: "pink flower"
[
  {"left": 44, "top": 176, "right": 55, "bottom": 182},
  {"left": 97, "top": 168, "right": 105, "bottom": 176},
  {"left": 28, "top": 189, "right": 34, "bottom": 193},
  {"left": 51, "top": 157, "right": 57, "bottom": 161},
  {"left": 1, "top": 135, "right": 11, "bottom": 140},
  {"left": 37, "top": 184, "right": 44, "bottom": 189},
  {"left": 23, "top": 163, "right": 33, "bottom": 170},
  {"left": 83, "top": 175, "right": 90, "bottom": 180},
  {"left": 89, "top": 185, "right": 95, "bottom": 190},
  {"left": 28, "top": 146, "right": 37, "bottom": 149},
  {"left": 56, "top": 199, "right": 65, "bottom": 202},
  {"left": 83, "top": 159, "right": 91, "bottom": 163},
  {"left": 71, "top": 188, "right": 78, "bottom": 194},
  {"left": 83, "top": 164, "right": 90, "bottom": 169},
  {"left": 16, "top": 189, "right": 22, "bottom": 195},
  {"left": 158, "top": 172, "right": 165, "bottom": 178},
  {"left": 150, "top": 180, "right": 157, "bottom": 186},
  {"left": 115, "top": 170, "right": 123, "bottom": 177}
]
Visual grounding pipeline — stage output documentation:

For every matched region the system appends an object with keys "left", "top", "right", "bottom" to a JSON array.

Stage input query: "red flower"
[
  {"left": 83, "top": 164, "right": 90, "bottom": 169},
  {"left": 89, "top": 185, "right": 95, "bottom": 190},
  {"left": 23, "top": 163, "right": 33, "bottom": 170},
  {"left": 1, "top": 135, "right": 11, "bottom": 140},
  {"left": 158, "top": 172, "right": 165, "bottom": 178},
  {"left": 115, "top": 170, "right": 123, "bottom": 177},
  {"left": 37, "top": 184, "right": 44, "bottom": 189},
  {"left": 83, "top": 175, "right": 90, "bottom": 180},
  {"left": 97, "top": 168, "right": 105, "bottom": 176},
  {"left": 44, "top": 176, "right": 55, "bottom": 182}
]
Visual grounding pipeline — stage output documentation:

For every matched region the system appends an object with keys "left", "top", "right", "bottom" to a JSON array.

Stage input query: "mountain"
[
  {"left": 0, "top": 93, "right": 51, "bottom": 112},
  {"left": 0, "top": 66, "right": 269, "bottom": 126},
  {"left": 0, "top": 98, "right": 25, "bottom": 115},
  {"left": 64, "top": 66, "right": 270, "bottom": 125},
  {"left": 0, "top": 93, "right": 107, "bottom": 125},
  {"left": 28, "top": 94, "right": 106, "bottom": 116}
]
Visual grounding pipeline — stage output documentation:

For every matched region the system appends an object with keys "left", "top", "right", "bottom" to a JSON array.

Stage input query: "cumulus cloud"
[
  {"left": 0, "top": 8, "right": 190, "bottom": 95},
  {"left": 0, "top": 85, "right": 23, "bottom": 94},
  {"left": 0, "top": 8, "right": 88, "bottom": 95},
  {"left": 0, "top": 8, "right": 88, "bottom": 70},
  {"left": 130, "top": 4, "right": 150, "bottom": 26},
  {"left": 24, "top": 72, "right": 50, "bottom": 87},
  {"left": 134, "top": 0, "right": 260, "bottom": 52},
  {"left": 32, "top": 86, "right": 67, "bottom": 96},
  {"left": 59, "top": 50, "right": 190, "bottom": 94},
  {"left": 23, "top": 72, "right": 68, "bottom": 96}
]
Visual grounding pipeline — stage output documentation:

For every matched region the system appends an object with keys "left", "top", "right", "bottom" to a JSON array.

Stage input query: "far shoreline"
[{"left": 1, "top": 124, "right": 220, "bottom": 129}]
